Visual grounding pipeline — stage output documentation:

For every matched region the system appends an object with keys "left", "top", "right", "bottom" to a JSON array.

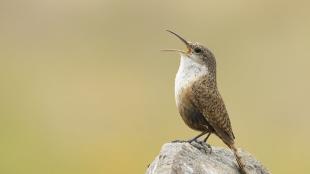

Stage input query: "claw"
[
  {"left": 189, "top": 140, "right": 212, "bottom": 154},
  {"left": 206, "top": 143, "right": 212, "bottom": 154},
  {"left": 171, "top": 139, "right": 212, "bottom": 154},
  {"left": 171, "top": 139, "right": 187, "bottom": 143}
]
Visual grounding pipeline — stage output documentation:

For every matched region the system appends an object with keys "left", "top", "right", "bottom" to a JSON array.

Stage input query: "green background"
[{"left": 0, "top": 0, "right": 309, "bottom": 173}]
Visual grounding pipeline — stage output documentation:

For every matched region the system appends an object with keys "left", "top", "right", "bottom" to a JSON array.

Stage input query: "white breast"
[{"left": 175, "top": 55, "right": 208, "bottom": 106}]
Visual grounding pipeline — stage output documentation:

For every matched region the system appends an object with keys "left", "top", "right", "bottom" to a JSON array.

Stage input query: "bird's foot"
[
  {"left": 171, "top": 138, "right": 201, "bottom": 144},
  {"left": 189, "top": 140, "right": 212, "bottom": 154},
  {"left": 206, "top": 143, "right": 212, "bottom": 154},
  {"left": 171, "top": 139, "right": 188, "bottom": 143},
  {"left": 171, "top": 139, "right": 212, "bottom": 154}
]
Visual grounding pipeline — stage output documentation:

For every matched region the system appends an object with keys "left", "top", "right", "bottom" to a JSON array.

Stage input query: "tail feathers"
[{"left": 230, "top": 144, "right": 247, "bottom": 174}]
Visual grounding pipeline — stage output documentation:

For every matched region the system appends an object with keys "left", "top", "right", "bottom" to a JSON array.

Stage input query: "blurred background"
[{"left": 0, "top": 0, "right": 309, "bottom": 173}]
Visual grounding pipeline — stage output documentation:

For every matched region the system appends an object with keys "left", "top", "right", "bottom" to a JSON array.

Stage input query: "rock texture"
[{"left": 146, "top": 141, "right": 270, "bottom": 174}]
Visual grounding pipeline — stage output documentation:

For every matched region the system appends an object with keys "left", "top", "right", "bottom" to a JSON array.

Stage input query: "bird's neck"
[
  {"left": 175, "top": 56, "right": 217, "bottom": 94},
  {"left": 179, "top": 55, "right": 217, "bottom": 84}
]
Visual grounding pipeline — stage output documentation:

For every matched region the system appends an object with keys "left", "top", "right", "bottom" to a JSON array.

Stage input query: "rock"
[{"left": 146, "top": 141, "right": 270, "bottom": 174}]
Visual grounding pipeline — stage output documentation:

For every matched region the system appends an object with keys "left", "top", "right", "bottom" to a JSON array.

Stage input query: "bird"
[{"left": 163, "top": 30, "right": 247, "bottom": 173}]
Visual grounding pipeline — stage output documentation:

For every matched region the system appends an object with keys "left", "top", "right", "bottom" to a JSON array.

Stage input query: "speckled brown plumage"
[
  {"left": 165, "top": 30, "right": 247, "bottom": 173},
  {"left": 191, "top": 52, "right": 235, "bottom": 145}
]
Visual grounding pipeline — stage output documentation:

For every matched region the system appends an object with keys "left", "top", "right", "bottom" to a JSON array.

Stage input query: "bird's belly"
[
  {"left": 174, "top": 56, "right": 209, "bottom": 131},
  {"left": 175, "top": 87, "right": 209, "bottom": 131}
]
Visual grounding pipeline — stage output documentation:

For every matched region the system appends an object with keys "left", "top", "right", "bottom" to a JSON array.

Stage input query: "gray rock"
[{"left": 146, "top": 142, "right": 270, "bottom": 174}]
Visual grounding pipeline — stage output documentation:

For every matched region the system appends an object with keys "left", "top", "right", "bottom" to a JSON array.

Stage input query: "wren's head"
[{"left": 163, "top": 30, "right": 215, "bottom": 66}]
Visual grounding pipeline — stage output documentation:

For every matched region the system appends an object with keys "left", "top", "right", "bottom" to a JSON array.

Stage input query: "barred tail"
[{"left": 230, "top": 144, "right": 247, "bottom": 174}]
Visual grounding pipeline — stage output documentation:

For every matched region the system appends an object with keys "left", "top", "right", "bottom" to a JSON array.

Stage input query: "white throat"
[{"left": 175, "top": 54, "right": 208, "bottom": 105}]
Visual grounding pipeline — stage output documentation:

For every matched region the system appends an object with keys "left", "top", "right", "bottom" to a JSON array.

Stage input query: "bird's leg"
[
  {"left": 203, "top": 132, "right": 211, "bottom": 142},
  {"left": 188, "top": 131, "right": 208, "bottom": 143},
  {"left": 172, "top": 131, "right": 212, "bottom": 154},
  {"left": 203, "top": 132, "right": 212, "bottom": 153},
  {"left": 171, "top": 131, "right": 208, "bottom": 143},
  {"left": 188, "top": 131, "right": 212, "bottom": 153}
]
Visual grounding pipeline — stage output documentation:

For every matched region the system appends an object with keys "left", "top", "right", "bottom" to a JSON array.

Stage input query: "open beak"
[{"left": 161, "top": 30, "right": 191, "bottom": 54}]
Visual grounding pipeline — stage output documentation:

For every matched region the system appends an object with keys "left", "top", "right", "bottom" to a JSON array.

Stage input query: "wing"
[{"left": 194, "top": 89, "right": 235, "bottom": 145}]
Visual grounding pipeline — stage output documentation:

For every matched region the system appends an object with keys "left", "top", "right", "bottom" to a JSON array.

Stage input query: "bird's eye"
[{"left": 194, "top": 48, "right": 202, "bottom": 53}]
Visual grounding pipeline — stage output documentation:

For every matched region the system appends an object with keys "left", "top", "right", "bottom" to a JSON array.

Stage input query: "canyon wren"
[{"left": 163, "top": 30, "right": 247, "bottom": 173}]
